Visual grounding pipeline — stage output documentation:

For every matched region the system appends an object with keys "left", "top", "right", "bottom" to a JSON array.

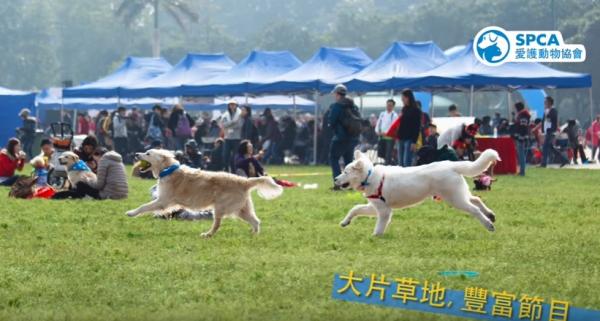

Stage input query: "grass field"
[{"left": 1, "top": 165, "right": 599, "bottom": 321}]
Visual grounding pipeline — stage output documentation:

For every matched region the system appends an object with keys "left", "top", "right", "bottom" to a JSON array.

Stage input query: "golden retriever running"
[{"left": 126, "top": 149, "right": 283, "bottom": 238}]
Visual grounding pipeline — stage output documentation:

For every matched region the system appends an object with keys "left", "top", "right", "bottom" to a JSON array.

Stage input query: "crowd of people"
[{"left": 1, "top": 86, "right": 599, "bottom": 196}]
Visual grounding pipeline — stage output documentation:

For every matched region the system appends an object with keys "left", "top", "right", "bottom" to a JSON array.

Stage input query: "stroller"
[{"left": 47, "top": 122, "right": 74, "bottom": 189}]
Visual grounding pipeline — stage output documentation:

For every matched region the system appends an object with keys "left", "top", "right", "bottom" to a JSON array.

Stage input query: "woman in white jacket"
[{"left": 220, "top": 100, "right": 243, "bottom": 172}]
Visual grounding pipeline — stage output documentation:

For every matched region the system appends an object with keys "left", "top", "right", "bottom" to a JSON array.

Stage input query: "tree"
[{"left": 115, "top": 0, "right": 198, "bottom": 57}]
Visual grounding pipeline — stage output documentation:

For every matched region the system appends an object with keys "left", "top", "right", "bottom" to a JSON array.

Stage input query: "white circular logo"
[{"left": 474, "top": 26, "right": 511, "bottom": 65}]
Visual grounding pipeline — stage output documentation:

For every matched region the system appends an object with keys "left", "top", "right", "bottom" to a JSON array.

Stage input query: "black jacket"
[
  {"left": 542, "top": 108, "right": 558, "bottom": 134},
  {"left": 396, "top": 106, "right": 422, "bottom": 143}
]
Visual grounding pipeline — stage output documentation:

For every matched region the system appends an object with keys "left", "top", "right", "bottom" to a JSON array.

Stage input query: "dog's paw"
[
  {"left": 340, "top": 220, "right": 351, "bottom": 228},
  {"left": 126, "top": 210, "right": 138, "bottom": 217},
  {"left": 486, "top": 212, "right": 496, "bottom": 223},
  {"left": 486, "top": 223, "right": 496, "bottom": 232},
  {"left": 200, "top": 232, "right": 213, "bottom": 238}
]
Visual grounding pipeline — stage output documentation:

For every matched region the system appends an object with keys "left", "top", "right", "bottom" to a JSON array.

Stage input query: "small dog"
[
  {"left": 58, "top": 151, "right": 96, "bottom": 187},
  {"left": 126, "top": 149, "right": 283, "bottom": 238},
  {"left": 335, "top": 149, "right": 500, "bottom": 236}
]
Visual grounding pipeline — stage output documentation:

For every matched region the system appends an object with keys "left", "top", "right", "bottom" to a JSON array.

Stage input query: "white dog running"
[{"left": 335, "top": 149, "right": 501, "bottom": 236}]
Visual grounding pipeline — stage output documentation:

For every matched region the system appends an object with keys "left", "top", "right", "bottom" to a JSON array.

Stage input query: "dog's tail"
[
  {"left": 248, "top": 176, "right": 284, "bottom": 200},
  {"left": 452, "top": 149, "right": 501, "bottom": 177}
]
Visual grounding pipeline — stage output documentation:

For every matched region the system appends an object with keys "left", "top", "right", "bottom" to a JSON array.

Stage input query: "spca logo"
[{"left": 474, "top": 26, "right": 586, "bottom": 66}]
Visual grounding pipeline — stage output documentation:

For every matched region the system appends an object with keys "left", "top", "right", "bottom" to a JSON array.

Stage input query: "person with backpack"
[
  {"left": 328, "top": 84, "right": 361, "bottom": 190},
  {"left": 513, "top": 102, "right": 531, "bottom": 176},
  {"left": 168, "top": 104, "right": 194, "bottom": 151},
  {"left": 396, "top": 89, "right": 422, "bottom": 167},
  {"left": 144, "top": 105, "right": 165, "bottom": 143}
]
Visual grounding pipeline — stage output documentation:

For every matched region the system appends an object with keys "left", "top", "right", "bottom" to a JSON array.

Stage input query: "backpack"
[
  {"left": 175, "top": 112, "right": 192, "bottom": 137},
  {"left": 340, "top": 101, "right": 362, "bottom": 137}
]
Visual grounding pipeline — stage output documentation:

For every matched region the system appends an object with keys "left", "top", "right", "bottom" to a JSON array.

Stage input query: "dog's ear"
[
  {"left": 354, "top": 160, "right": 364, "bottom": 170},
  {"left": 354, "top": 150, "right": 363, "bottom": 160}
]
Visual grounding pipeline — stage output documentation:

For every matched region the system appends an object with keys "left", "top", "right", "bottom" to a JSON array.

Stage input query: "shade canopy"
[
  {"left": 37, "top": 87, "right": 177, "bottom": 110},
  {"left": 185, "top": 95, "right": 316, "bottom": 112},
  {"left": 251, "top": 47, "right": 373, "bottom": 94},
  {"left": 412, "top": 42, "right": 592, "bottom": 90},
  {"left": 120, "top": 53, "right": 235, "bottom": 98},
  {"left": 180, "top": 50, "right": 302, "bottom": 97},
  {"left": 338, "top": 41, "right": 448, "bottom": 92},
  {"left": 63, "top": 56, "right": 173, "bottom": 98}
]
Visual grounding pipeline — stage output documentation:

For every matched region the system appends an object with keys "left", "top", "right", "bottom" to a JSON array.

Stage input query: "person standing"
[
  {"left": 396, "top": 89, "right": 422, "bottom": 167},
  {"left": 586, "top": 115, "right": 600, "bottom": 162},
  {"left": 168, "top": 104, "right": 194, "bottom": 151},
  {"left": 564, "top": 119, "right": 588, "bottom": 165},
  {"left": 17, "top": 108, "right": 37, "bottom": 159},
  {"left": 513, "top": 102, "right": 531, "bottom": 176},
  {"left": 221, "top": 100, "right": 243, "bottom": 172},
  {"left": 328, "top": 84, "right": 361, "bottom": 189},
  {"left": 540, "top": 96, "right": 568, "bottom": 167},
  {"left": 144, "top": 105, "right": 165, "bottom": 143},
  {"left": 240, "top": 105, "right": 259, "bottom": 147},
  {"left": 375, "top": 99, "right": 398, "bottom": 165},
  {"left": 112, "top": 107, "right": 129, "bottom": 160},
  {"left": 448, "top": 104, "right": 462, "bottom": 117},
  {"left": 0, "top": 138, "right": 26, "bottom": 186},
  {"left": 260, "top": 108, "right": 282, "bottom": 164}
]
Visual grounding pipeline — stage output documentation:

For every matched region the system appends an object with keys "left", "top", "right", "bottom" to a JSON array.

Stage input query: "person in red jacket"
[{"left": 0, "top": 138, "right": 26, "bottom": 186}]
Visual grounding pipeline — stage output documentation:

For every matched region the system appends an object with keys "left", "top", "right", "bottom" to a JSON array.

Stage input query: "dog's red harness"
[{"left": 366, "top": 175, "right": 386, "bottom": 203}]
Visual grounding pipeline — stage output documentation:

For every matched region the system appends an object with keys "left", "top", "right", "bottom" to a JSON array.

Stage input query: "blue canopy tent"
[
  {"left": 120, "top": 53, "right": 236, "bottom": 98},
  {"left": 37, "top": 87, "right": 178, "bottom": 110},
  {"left": 412, "top": 42, "right": 592, "bottom": 90},
  {"left": 413, "top": 42, "right": 592, "bottom": 117},
  {"left": 443, "top": 44, "right": 548, "bottom": 118},
  {"left": 251, "top": 47, "right": 373, "bottom": 94},
  {"left": 63, "top": 56, "right": 173, "bottom": 98},
  {"left": 180, "top": 50, "right": 302, "bottom": 97},
  {"left": 336, "top": 41, "right": 448, "bottom": 92},
  {"left": 0, "top": 87, "right": 36, "bottom": 146}
]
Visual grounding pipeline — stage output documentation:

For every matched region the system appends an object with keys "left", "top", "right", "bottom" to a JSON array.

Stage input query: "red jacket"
[{"left": 0, "top": 151, "right": 24, "bottom": 177}]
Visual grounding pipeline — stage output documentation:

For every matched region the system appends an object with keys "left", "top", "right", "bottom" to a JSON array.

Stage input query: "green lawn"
[{"left": 1, "top": 166, "right": 599, "bottom": 321}]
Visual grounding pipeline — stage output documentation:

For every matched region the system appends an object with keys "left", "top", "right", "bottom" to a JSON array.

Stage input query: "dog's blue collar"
[
  {"left": 159, "top": 164, "right": 180, "bottom": 178},
  {"left": 69, "top": 160, "right": 91, "bottom": 172},
  {"left": 360, "top": 168, "right": 373, "bottom": 187}
]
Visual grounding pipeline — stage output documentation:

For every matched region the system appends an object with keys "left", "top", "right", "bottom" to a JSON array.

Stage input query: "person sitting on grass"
[
  {"left": 52, "top": 147, "right": 128, "bottom": 200},
  {"left": 183, "top": 139, "right": 203, "bottom": 169},
  {"left": 235, "top": 139, "right": 265, "bottom": 178},
  {"left": 205, "top": 138, "right": 225, "bottom": 172},
  {"left": 0, "top": 138, "right": 26, "bottom": 186},
  {"left": 74, "top": 135, "right": 99, "bottom": 173}
]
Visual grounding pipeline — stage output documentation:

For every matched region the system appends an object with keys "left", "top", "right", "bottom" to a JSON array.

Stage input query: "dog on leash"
[
  {"left": 126, "top": 149, "right": 283, "bottom": 238},
  {"left": 334, "top": 149, "right": 500, "bottom": 236},
  {"left": 57, "top": 151, "right": 97, "bottom": 188}
]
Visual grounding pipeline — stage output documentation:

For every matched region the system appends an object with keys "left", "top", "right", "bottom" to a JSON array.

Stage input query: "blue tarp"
[
  {"left": 251, "top": 47, "right": 373, "bottom": 94},
  {"left": 180, "top": 50, "right": 302, "bottom": 97},
  {"left": 37, "top": 88, "right": 178, "bottom": 111},
  {"left": 412, "top": 42, "right": 592, "bottom": 90},
  {"left": 0, "top": 87, "right": 36, "bottom": 145},
  {"left": 63, "top": 56, "right": 173, "bottom": 98},
  {"left": 338, "top": 41, "right": 448, "bottom": 92},
  {"left": 120, "top": 53, "right": 235, "bottom": 98}
]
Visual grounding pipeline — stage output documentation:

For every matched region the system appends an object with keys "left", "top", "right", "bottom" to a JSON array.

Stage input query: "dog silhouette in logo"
[{"left": 477, "top": 31, "right": 509, "bottom": 63}]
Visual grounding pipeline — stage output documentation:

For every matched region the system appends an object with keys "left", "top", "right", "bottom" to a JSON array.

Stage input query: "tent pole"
[
  {"left": 507, "top": 90, "right": 512, "bottom": 119},
  {"left": 313, "top": 91, "right": 319, "bottom": 165},
  {"left": 590, "top": 87, "right": 594, "bottom": 123},
  {"left": 293, "top": 94, "right": 297, "bottom": 119},
  {"left": 469, "top": 85, "right": 475, "bottom": 117},
  {"left": 359, "top": 94, "right": 363, "bottom": 116},
  {"left": 60, "top": 95, "right": 64, "bottom": 123},
  {"left": 430, "top": 91, "right": 435, "bottom": 118}
]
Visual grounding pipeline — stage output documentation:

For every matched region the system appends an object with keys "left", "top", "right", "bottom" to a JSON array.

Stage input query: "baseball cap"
[{"left": 331, "top": 84, "right": 347, "bottom": 95}]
